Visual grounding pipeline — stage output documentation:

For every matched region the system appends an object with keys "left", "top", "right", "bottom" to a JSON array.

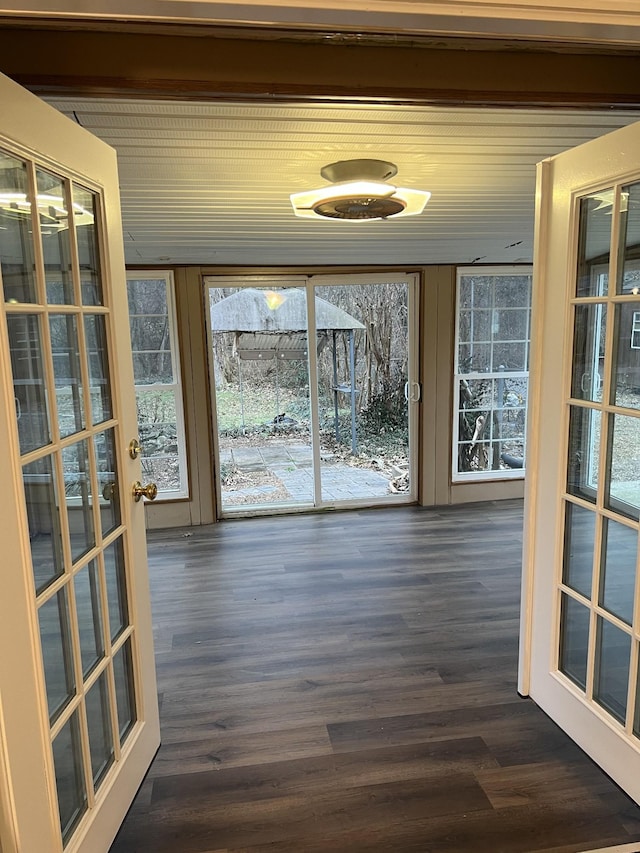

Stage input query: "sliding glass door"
[
  {"left": 207, "top": 280, "right": 314, "bottom": 512},
  {"left": 204, "top": 274, "right": 419, "bottom": 516}
]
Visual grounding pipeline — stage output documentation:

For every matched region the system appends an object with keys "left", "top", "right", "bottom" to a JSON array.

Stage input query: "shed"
[{"left": 210, "top": 287, "right": 365, "bottom": 451}]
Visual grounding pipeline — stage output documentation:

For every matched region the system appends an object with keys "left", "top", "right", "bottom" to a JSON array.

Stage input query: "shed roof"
[{"left": 210, "top": 287, "right": 365, "bottom": 332}]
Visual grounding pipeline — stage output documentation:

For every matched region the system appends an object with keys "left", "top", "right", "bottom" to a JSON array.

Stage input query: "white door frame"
[{"left": 204, "top": 272, "right": 420, "bottom": 516}]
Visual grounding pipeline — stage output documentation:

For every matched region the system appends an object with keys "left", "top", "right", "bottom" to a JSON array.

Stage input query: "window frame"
[
  {"left": 452, "top": 265, "right": 533, "bottom": 483},
  {"left": 126, "top": 270, "right": 188, "bottom": 501},
  {"left": 631, "top": 310, "right": 640, "bottom": 350}
]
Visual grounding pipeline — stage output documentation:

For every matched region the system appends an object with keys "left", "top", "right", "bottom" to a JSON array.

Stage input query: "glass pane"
[
  {"left": 210, "top": 285, "right": 315, "bottom": 512},
  {"left": 50, "top": 314, "right": 85, "bottom": 437},
  {"left": 605, "top": 412, "right": 640, "bottom": 521},
  {"left": 128, "top": 278, "right": 173, "bottom": 384},
  {"left": 458, "top": 342, "right": 491, "bottom": 373},
  {"left": 128, "top": 277, "right": 169, "bottom": 315},
  {"left": 562, "top": 502, "right": 595, "bottom": 599},
  {"left": 52, "top": 712, "right": 87, "bottom": 844},
  {"left": 458, "top": 276, "right": 492, "bottom": 309},
  {"left": 458, "top": 309, "right": 491, "bottom": 343},
  {"left": 576, "top": 192, "right": 612, "bottom": 298},
  {"left": 494, "top": 276, "right": 531, "bottom": 308},
  {"left": 113, "top": 639, "right": 136, "bottom": 743},
  {"left": 457, "top": 375, "right": 527, "bottom": 474},
  {"left": 74, "top": 185, "right": 102, "bottom": 305},
  {"left": 599, "top": 518, "right": 638, "bottom": 625},
  {"left": 84, "top": 314, "right": 112, "bottom": 425},
  {"left": 136, "top": 390, "right": 182, "bottom": 493},
  {"left": 7, "top": 314, "right": 50, "bottom": 453},
  {"left": 62, "top": 439, "right": 95, "bottom": 562},
  {"left": 132, "top": 351, "right": 173, "bottom": 385},
  {"left": 493, "top": 308, "right": 529, "bottom": 341},
  {"left": 95, "top": 428, "right": 120, "bottom": 537},
  {"left": 37, "top": 169, "right": 73, "bottom": 304},
  {"left": 492, "top": 341, "right": 527, "bottom": 372},
  {"left": 571, "top": 303, "right": 606, "bottom": 403},
  {"left": 315, "top": 282, "right": 410, "bottom": 506},
  {"left": 567, "top": 405, "right": 601, "bottom": 504},
  {"left": 38, "top": 588, "right": 75, "bottom": 723},
  {"left": 618, "top": 182, "right": 640, "bottom": 296},
  {"left": 23, "top": 455, "right": 64, "bottom": 594},
  {"left": 104, "top": 537, "right": 128, "bottom": 641},
  {"left": 559, "top": 592, "right": 590, "bottom": 690},
  {"left": 74, "top": 561, "right": 104, "bottom": 677},
  {"left": 85, "top": 672, "right": 114, "bottom": 788},
  {"left": 612, "top": 302, "right": 640, "bottom": 411},
  {"left": 0, "top": 151, "right": 37, "bottom": 303},
  {"left": 594, "top": 616, "right": 631, "bottom": 724}
]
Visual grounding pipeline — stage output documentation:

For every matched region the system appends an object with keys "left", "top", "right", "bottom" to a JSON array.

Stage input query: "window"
[
  {"left": 127, "top": 271, "right": 188, "bottom": 499},
  {"left": 453, "top": 267, "right": 532, "bottom": 481},
  {"left": 632, "top": 311, "right": 640, "bottom": 349}
]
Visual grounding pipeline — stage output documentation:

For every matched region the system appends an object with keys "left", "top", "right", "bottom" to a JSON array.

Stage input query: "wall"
[
  {"left": 143, "top": 263, "right": 525, "bottom": 528},
  {"left": 420, "top": 265, "right": 526, "bottom": 507}
]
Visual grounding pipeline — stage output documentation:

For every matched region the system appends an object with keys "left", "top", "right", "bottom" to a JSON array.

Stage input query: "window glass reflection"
[
  {"left": 605, "top": 413, "right": 640, "bottom": 521},
  {"left": 37, "top": 169, "right": 73, "bottom": 305},
  {"left": 74, "top": 560, "right": 105, "bottom": 677},
  {"left": 103, "top": 537, "right": 128, "bottom": 641},
  {"left": 612, "top": 302, "right": 640, "bottom": 412},
  {"left": 85, "top": 672, "right": 114, "bottom": 788},
  {"left": 571, "top": 303, "right": 606, "bottom": 403},
  {"left": 113, "top": 639, "right": 136, "bottom": 743},
  {"left": 73, "top": 185, "right": 102, "bottom": 306},
  {"left": 7, "top": 314, "right": 50, "bottom": 454},
  {"left": 52, "top": 712, "right": 87, "bottom": 844},
  {"left": 576, "top": 192, "right": 611, "bottom": 298},
  {"left": 95, "top": 428, "right": 121, "bottom": 537},
  {"left": 0, "top": 150, "right": 37, "bottom": 303},
  {"left": 617, "top": 182, "right": 640, "bottom": 296},
  {"left": 567, "top": 405, "right": 601, "bottom": 504},
  {"left": 50, "top": 314, "right": 85, "bottom": 437},
  {"left": 84, "top": 314, "right": 112, "bottom": 425},
  {"left": 559, "top": 593, "right": 590, "bottom": 691},
  {"left": 562, "top": 502, "right": 596, "bottom": 599},
  {"left": 23, "top": 454, "right": 64, "bottom": 594},
  {"left": 594, "top": 617, "right": 631, "bottom": 724},
  {"left": 599, "top": 518, "right": 638, "bottom": 626},
  {"left": 38, "top": 588, "right": 75, "bottom": 723},
  {"left": 62, "top": 439, "right": 95, "bottom": 562}
]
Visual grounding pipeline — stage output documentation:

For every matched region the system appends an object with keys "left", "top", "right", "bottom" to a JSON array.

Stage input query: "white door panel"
[
  {"left": 523, "top": 120, "right": 640, "bottom": 803},
  {"left": 0, "top": 72, "right": 159, "bottom": 853}
]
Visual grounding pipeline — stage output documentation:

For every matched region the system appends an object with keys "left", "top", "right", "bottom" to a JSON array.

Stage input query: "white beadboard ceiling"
[{"left": 46, "top": 98, "right": 640, "bottom": 267}]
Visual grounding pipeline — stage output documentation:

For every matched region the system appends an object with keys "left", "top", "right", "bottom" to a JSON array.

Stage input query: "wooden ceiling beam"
[{"left": 1, "top": 23, "right": 640, "bottom": 108}]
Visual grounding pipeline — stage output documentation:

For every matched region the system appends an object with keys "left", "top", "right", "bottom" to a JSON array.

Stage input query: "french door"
[
  {"left": 523, "top": 120, "right": 640, "bottom": 802},
  {"left": 0, "top": 73, "right": 159, "bottom": 852},
  {"left": 205, "top": 273, "right": 419, "bottom": 516}
]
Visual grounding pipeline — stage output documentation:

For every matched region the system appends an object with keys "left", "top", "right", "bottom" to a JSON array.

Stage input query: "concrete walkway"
[{"left": 219, "top": 440, "right": 393, "bottom": 504}]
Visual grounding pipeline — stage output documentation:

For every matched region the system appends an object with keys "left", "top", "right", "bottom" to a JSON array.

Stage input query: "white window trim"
[
  {"left": 126, "top": 270, "right": 189, "bottom": 500},
  {"left": 631, "top": 310, "right": 640, "bottom": 349},
  {"left": 452, "top": 265, "right": 532, "bottom": 483}
]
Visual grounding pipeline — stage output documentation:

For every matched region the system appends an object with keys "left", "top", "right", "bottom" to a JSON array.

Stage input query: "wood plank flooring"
[{"left": 109, "top": 501, "right": 640, "bottom": 853}]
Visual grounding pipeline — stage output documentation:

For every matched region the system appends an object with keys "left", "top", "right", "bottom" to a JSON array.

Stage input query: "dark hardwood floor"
[{"left": 109, "top": 500, "right": 640, "bottom": 853}]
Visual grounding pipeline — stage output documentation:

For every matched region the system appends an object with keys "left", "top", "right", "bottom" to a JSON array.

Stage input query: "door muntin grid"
[
  {"left": 0, "top": 148, "right": 139, "bottom": 847},
  {"left": 558, "top": 184, "right": 640, "bottom": 739}
]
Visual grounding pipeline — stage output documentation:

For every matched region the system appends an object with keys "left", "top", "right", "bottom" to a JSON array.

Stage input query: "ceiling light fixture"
[{"left": 290, "top": 159, "right": 430, "bottom": 222}]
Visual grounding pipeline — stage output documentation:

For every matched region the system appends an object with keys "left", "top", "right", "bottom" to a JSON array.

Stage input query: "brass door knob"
[
  {"left": 102, "top": 482, "right": 117, "bottom": 502},
  {"left": 132, "top": 481, "right": 158, "bottom": 502},
  {"left": 129, "top": 439, "right": 142, "bottom": 459}
]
